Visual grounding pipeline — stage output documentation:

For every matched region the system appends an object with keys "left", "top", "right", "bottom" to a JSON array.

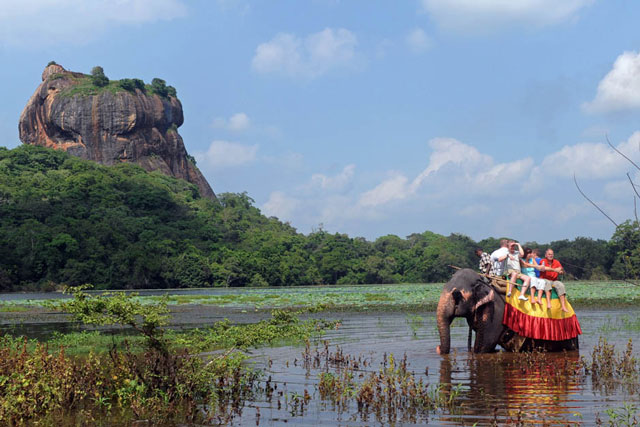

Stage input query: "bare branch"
[
  {"left": 628, "top": 172, "right": 640, "bottom": 199},
  {"left": 607, "top": 134, "right": 640, "bottom": 172},
  {"left": 573, "top": 174, "right": 618, "bottom": 227}
]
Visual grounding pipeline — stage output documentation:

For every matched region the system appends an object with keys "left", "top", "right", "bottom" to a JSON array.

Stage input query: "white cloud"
[
  {"left": 359, "top": 174, "right": 410, "bottom": 207},
  {"left": 253, "top": 133, "right": 640, "bottom": 242},
  {"left": 0, "top": 0, "right": 187, "bottom": 47},
  {"left": 262, "top": 191, "right": 298, "bottom": 220},
  {"left": 212, "top": 112, "right": 251, "bottom": 131},
  {"left": 358, "top": 137, "right": 533, "bottom": 208},
  {"left": 311, "top": 164, "right": 355, "bottom": 191},
  {"left": 405, "top": 28, "right": 433, "bottom": 54},
  {"left": 252, "top": 28, "right": 359, "bottom": 78},
  {"left": 420, "top": 0, "right": 593, "bottom": 33},
  {"left": 195, "top": 140, "right": 258, "bottom": 168},
  {"left": 411, "top": 138, "right": 492, "bottom": 189},
  {"left": 534, "top": 132, "right": 640, "bottom": 179},
  {"left": 228, "top": 113, "right": 250, "bottom": 131},
  {"left": 583, "top": 51, "right": 640, "bottom": 114}
]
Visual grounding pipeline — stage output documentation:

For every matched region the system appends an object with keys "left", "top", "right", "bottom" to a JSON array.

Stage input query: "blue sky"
[{"left": 2, "top": 0, "right": 640, "bottom": 243}]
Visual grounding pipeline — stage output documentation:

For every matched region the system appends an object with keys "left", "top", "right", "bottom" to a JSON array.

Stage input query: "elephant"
[{"left": 436, "top": 268, "right": 579, "bottom": 354}]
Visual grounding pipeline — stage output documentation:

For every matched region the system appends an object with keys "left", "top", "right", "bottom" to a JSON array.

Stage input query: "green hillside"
[{"left": 0, "top": 145, "right": 636, "bottom": 290}]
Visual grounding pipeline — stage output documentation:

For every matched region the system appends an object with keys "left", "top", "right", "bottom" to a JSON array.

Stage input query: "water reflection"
[{"left": 438, "top": 351, "right": 583, "bottom": 425}]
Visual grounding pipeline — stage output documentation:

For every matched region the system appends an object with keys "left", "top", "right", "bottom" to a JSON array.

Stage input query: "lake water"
[
  {"left": 1, "top": 291, "right": 638, "bottom": 425},
  {"left": 244, "top": 309, "right": 639, "bottom": 426}
]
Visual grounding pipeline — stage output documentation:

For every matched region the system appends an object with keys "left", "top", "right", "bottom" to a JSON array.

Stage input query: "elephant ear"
[
  {"left": 452, "top": 288, "right": 463, "bottom": 305},
  {"left": 472, "top": 280, "right": 494, "bottom": 311}
]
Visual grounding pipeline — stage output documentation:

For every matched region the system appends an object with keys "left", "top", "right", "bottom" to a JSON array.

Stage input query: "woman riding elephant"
[{"left": 436, "top": 268, "right": 580, "bottom": 354}]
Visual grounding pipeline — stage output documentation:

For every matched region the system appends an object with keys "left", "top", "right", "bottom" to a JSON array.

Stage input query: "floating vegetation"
[
  {"left": 8, "top": 280, "right": 640, "bottom": 312},
  {"left": 599, "top": 315, "right": 640, "bottom": 333}
]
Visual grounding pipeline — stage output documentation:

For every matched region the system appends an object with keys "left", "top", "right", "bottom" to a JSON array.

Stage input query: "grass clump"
[
  {"left": 0, "top": 303, "right": 28, "bottom": 313},
  {"left": 168, "top": 309, "right": 337, "bottom": 352},
  {"left": 584, "top": 337, "right": 639, "bottom": 395}
]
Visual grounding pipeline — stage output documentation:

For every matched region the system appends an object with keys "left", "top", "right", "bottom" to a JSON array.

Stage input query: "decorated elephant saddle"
[{"left": 503, "top": 281, "right": 582, "bottom": 342}]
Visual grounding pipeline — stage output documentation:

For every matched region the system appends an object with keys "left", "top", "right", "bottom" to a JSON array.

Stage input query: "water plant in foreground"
[
  {"left": 0, "top": 286, "right": 337, "bottom": 424},
  {"left": 305, "top": 342, "right": 462, "bottom": 424},
  {"left": 597, "top": 402, "right": 640, "bottom": 426},
  {"left": 584, "top": 337, "right": 639, "bottom": 395}
]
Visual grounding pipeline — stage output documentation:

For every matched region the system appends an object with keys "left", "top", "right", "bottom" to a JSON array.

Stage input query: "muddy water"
[
  {"left": 1, "top": 305, "right": 639, "bottom": 425},
  {"left": 241, "top": 309, "right": 639, "bottom": 426}
]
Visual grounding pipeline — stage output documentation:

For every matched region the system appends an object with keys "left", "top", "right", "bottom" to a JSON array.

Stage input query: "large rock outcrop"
[{"left": 19, "top": 64, "right": 216, "bottom": 200}]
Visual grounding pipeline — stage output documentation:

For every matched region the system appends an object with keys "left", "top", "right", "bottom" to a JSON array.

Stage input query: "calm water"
[
  {"left": 1, "top": 292, "right": 638, "bottom": 425},
  {"left": 243, "top": 309, "right": 639, "bottom": 426}
]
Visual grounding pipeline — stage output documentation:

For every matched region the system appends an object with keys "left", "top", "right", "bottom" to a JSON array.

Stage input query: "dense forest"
[{"left": 0, "top": 145, "right": 638, "bottom": 291}]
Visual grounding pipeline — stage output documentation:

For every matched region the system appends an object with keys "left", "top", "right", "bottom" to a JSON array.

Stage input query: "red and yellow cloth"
[{"left": 503, "top": 285, "right": 582, "bottom": 341}]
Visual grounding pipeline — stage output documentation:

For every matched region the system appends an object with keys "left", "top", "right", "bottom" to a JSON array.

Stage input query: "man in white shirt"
[{"left": 490, "top": 239, "right": 510, "bottom": 276}]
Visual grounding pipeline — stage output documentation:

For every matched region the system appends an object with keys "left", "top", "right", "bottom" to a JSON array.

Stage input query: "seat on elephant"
[{"left": 502, "top": 280, "right": 582, "bottom": 342}]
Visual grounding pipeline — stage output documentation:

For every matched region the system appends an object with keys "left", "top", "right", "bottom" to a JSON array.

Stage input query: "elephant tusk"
[{"left": 473, "top": 289, "right": 494, "bottom": 312}]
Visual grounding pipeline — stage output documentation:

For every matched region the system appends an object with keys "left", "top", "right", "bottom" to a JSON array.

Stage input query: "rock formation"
[{"left": 19, "top": 63, "right": 216, "bottom": 200}]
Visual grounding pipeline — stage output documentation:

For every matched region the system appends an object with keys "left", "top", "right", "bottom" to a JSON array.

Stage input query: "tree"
[
  {"left": 151, "top": 78, "right": 168, "bottom": 97},
  {"left": 609, "top": 220, "right": 640, "bottom": 279},
  {"left": 90, "top": 66, "right": 109, "bottom": 87}
]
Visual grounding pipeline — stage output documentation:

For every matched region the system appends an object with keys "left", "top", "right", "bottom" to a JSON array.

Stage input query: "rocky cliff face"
[{"left": 19, "top": 64, "right": 216, "bottom": 200}]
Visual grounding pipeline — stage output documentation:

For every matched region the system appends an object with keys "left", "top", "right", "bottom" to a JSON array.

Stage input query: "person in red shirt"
[{"left": 539, "top": 248, "right": 569, "bottom": 313}]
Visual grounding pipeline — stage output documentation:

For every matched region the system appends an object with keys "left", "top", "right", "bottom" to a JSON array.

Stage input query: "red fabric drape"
[{"left": 503, "top": 304, "right": 582, "bottom": 341}]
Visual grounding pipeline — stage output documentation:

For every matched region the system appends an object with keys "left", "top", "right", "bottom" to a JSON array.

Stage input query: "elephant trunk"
[{"left": 436, "top": 292, "right": 454, "bottom": 354}]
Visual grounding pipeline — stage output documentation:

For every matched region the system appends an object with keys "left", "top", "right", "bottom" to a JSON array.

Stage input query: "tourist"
[
  {"left": 539, "top": 248, "right": 570, "bottom": 313},
  {"left": 475, "top": 248, "right": 494, "bottom": 275},
  {"left": 505, "top": 241, "right": 531, "bottom": 301},
  {"left": 531, "top": 249, "right": 542, "bottom": 278},
  {"left": 490, "top": 239, "right": 510, "bottom": 277},
  {"left": 521, "top": 248, "right": 551, "bottom": 308}
]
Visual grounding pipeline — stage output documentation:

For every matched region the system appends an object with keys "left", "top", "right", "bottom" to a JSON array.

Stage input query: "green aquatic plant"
[
  {"left": 583, "top": 337, "right": 640, "bottom": 395},
  {"left": 310, "top": 345, "right": 463, "bottom": 424},
  {"left": 0, "top": 289, "right": 342, "bottom": 424},
  {"left": 55, "top": 285, "right": 170, "bottom": 352},
  {"left": 406, "top": 314, "right": 424, "bottom": 337},
  {"left": 167, "top": 309, "right": 337, "bottom": 352},
  {"left": 598, "top": 402, "right": 639, "bottom": 426},
  {"left": 0, "top": 303, "right": 28, "bottom": 312}
]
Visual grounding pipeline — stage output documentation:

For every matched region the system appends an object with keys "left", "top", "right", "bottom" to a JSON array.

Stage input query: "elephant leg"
[{"left": 473, "top": 310, "right": 485, "bottom": 352}]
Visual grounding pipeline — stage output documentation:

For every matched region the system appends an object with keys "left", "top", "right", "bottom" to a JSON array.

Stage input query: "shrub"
[
  {"left": 167, "top": 85, "right": 177, "bottom": 97},
  {"left": 90, "top": 66, "right": 109, "bottom": 87},
  {"left": 132, "top": 78, "right": 145, "bottom": 91},
  {"left": 151, "top": 78, "right": 168, "bottom": 97},
  {"left": 119, "top": 78, "right": 136, "bottom": 91},
  {"left": 46, "top": 60, "right": 57, "bottom": 67}
]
